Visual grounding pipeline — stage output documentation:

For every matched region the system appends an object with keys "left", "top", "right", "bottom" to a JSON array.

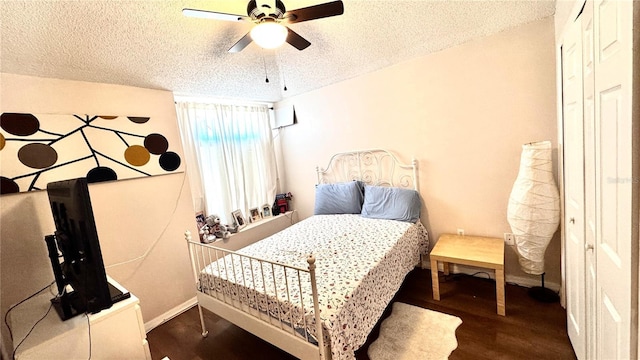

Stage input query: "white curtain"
[{"left": 176, "top": 101, "right": 278, "bottom": 224}]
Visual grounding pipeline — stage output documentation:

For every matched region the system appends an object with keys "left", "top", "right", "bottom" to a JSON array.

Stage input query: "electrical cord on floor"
[
  {"left": 469, "top": 271, "right": 492, "bottom": 280},
  {"left": 444, "top": 271, "right": 493, "bottom": 282}
]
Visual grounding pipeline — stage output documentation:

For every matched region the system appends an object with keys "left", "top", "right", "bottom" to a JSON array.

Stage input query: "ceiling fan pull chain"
[
  {"left": 282, "top": 67, "right": 288, "bottom": 91},
  {"left": 276, "top": 51, "right": 287, "bottom": 91},
  {"left": 263, "top": 55, "right": 270, "bottom": 83}
]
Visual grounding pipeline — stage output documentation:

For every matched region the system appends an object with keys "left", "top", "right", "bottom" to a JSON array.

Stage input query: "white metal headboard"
[{"left": 316, "top": 149, "right": 418, "bottom": 190}]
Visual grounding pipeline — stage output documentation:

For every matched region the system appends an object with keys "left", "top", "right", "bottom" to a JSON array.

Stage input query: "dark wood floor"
[{"left": 147, "top": 268, "right": 576, "bottom": 360}]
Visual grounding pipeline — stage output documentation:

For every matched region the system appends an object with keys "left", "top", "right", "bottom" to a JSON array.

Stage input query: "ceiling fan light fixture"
[{"left": 250, "top": 22, "right": 288, "bottom": 49}]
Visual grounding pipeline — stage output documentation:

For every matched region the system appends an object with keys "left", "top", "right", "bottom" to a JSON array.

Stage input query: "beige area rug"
[{"left": 368, "top": 302, "right": 462, "bottom": 360}]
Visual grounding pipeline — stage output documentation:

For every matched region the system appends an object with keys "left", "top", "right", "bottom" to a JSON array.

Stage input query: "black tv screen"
[{"left": 46, "top": 178, "right": 112, "bottom": 320}]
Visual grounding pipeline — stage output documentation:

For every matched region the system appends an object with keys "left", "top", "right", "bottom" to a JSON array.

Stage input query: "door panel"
[
  {"left": 562, "top": 15, "right": 586, "bottom": 360},
  {"left": 601, "top": 294, "right": 622, "bottom": 359},
  {"left": 580, "top": 2, "right": 596, "bottom": 358},
  {"left": 593, "top": 0, "right": 633, "bottom": 358}
]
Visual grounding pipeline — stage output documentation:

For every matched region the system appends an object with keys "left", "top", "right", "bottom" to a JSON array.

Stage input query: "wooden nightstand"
[{"left": 430, "top": 233, "right": 505, "bottom": 316}]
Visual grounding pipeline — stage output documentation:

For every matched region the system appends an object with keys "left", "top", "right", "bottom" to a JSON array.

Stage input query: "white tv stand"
[{"left": 9, "top": 277, "right": 151, "bottom": 360}]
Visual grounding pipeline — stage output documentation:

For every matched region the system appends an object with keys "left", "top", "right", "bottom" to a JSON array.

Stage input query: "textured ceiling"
[{"left": 0, "top": 1, "right": 556, "bottom": 103}]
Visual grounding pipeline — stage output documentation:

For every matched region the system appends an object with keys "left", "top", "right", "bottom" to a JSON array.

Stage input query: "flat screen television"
[{"left": 46, "top": 178, "right": 125, "bottom": 320}]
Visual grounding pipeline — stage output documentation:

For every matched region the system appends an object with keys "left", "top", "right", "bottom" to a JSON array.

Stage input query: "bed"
[{"left": 185, "top": 149, "right": 429, "bottom": 360}]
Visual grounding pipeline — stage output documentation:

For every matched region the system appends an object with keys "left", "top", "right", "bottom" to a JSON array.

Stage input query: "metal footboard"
[{"left": 185, "top": 230, "right": 328, "bottom": 359}]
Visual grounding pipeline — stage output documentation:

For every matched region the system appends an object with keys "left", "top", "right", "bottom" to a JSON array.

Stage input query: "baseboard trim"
[
  {"left": 144, "top": 296, "right": 197, "bottom": 333},
  {"left": 432, "top": 263, "right": 561, "bottom": 293}
]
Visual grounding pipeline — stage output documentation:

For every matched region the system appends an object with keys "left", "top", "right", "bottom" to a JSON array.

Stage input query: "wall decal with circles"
[{"left": 0, "top": 113, "right": 184, "bottom": 194}]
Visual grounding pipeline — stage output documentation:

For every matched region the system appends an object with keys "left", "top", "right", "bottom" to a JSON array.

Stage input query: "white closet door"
[
  {"left": 580, "top": 2, "right": 597, "bottom": 358},
  {"left": 593, "top": 0, "right": 634, "bottom": 359},
  {"left": 562, "top": 13, "right": 586, "bottom": 360}
]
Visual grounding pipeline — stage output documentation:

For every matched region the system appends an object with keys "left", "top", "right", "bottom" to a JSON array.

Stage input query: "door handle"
[
  {"left": 585, "top": 243, "right": 594, "bottom": 251},
  {"left": 570, "top": 217, "right": 575, "bottom": 224}
]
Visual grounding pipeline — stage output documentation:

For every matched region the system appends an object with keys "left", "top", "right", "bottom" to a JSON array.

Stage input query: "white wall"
[
  {"left": 555, "top": 0, "right": 584, "bottom": 41},
  {"left": 276, "top": 17, "right": 561, "bottom": 288},
  {"left": 0, "top": 74, "right": 198, "bottom": 356}
]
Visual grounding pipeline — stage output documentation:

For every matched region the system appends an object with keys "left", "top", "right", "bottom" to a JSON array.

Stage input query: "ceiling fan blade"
[
  {"left": 284, "top": 0, "right": 344, "bottom": 24},
  {"left": 228, "top": 32, "right": 253, "bottom": 53},
  {"left": 182, "top": 8, "right": 248, "bottom": 22},
  {"left": 286, "top": 27, "right": 311, "bottom": 51}
]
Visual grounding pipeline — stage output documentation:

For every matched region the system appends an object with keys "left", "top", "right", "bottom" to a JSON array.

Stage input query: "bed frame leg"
[{"left": 197, "top": 303, "right": 209, "bottom": 337}]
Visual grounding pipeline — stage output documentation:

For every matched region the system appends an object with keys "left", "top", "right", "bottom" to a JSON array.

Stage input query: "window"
[{"left": 176, "top": 101, "right": 277, "bottom": 224}]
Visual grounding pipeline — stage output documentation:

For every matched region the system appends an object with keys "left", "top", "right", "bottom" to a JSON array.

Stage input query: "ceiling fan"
[{"left": 183, "top": 0, "right": 344, "bottom": 52}]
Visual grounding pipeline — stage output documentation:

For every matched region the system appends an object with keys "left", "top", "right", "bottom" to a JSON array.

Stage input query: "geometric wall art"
[{"left": 0, "top": 113, "right": 184, "bottom": 194}]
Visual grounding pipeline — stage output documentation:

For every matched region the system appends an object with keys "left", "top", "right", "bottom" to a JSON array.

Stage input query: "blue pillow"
[
  {"left": 314, "top": 181, "right": 364, "bottom": 215},
  {"left": 361, "top": 185, "right": 421, "bottom": 222}
]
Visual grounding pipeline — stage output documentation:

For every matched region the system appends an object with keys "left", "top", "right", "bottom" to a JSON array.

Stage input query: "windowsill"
[
  {"left": 236, "top": 210, "right": 295, "bottom": 234},
  {"left": 204, "top": 210, "right": 297, "bottom": 251}
]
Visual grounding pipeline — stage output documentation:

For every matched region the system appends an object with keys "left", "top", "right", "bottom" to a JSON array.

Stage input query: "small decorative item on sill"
[
  {"left": 199, "top": 214, "right": 231, "bottom": 243},
  {"left": 199, "top": 225, "right": 216, "bottom": 244},
  {"left": 249, "top": 207, "right": 261, "bottom": 223},
  {"left": 274, "top": 192, "right": 293, "bottom": 215},
  {"left": 227, "top": 224, "right": 238, "bottom": 234},
  {"left": 232, "top": 209, "right": 247, "bottom": 230},
  {"left": 195, "top": 211, "right": 206, "bottom": 231},
  {"left": 196, "top": 211, "right": 209, "bottom": 243},
  {"left": 261, "top": 203, "right": 271, "bottom": 218}
]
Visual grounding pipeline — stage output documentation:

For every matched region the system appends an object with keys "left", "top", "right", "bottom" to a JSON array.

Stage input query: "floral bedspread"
[{"left": 198, "top": 214, "right": 429, "bottom": 360}]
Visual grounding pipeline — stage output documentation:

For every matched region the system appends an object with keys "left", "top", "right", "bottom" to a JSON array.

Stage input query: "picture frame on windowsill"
[
  {"left": 249, "top": 207, "right": 261, "bottom": 223},
  {"left": 196, "top": 211, "right": 206, "bottom": 230},
  {"left": 231, "top": 209, "right": 247, "bottom": 230},
  {"left": 261, "top": 203, "right": 271, "bottom": 218},
  {"left": 195, "top": 211, "right": 207, "bottom": 242}
]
